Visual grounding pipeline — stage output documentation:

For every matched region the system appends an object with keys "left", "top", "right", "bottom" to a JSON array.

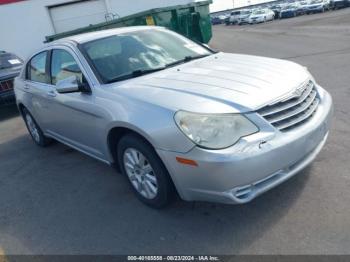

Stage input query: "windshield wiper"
[
  {"left": 106, "top": 67, "right": 166, "bottom": 83},
  {"left": 105, "top": 54, "right": 210, "bottom": 83},
  {"left": 165, "top": 54, "right": 211, "bottom": 67}
]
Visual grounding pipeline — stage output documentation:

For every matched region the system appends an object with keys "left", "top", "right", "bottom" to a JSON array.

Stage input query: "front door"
[{"left": 45, "top": 48, "right": 105, "bottom": 160}]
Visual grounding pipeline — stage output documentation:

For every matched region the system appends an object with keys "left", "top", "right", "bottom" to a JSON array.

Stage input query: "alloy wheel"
[
  {"left": 25, "top": 113, "right": 40, "bottom": 143},
  {"left": 123, "top": 148, "right": 158, "bottom": 199}
]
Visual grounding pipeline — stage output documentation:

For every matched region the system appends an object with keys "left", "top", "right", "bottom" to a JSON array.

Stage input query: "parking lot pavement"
[{"left": 1, "top": 9, "right": 350, "bottom": 255}]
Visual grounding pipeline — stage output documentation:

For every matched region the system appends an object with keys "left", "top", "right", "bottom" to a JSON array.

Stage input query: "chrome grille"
[{"left": 258, "top": 80, "right": 319, "bottom": 131}]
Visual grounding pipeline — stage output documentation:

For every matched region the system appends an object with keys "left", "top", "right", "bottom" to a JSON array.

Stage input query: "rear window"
[{"left": 0, "top": 52, "right": 23, "bottom": 70}]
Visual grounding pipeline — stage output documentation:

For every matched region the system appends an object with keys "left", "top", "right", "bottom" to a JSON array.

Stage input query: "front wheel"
[{"left": 117, "top": 134, "right": 176, "bottom": 208}]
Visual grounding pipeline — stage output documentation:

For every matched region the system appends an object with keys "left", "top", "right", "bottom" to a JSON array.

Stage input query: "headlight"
[{"left": 174, "top": 111, "right": 259, "bottom": 149}]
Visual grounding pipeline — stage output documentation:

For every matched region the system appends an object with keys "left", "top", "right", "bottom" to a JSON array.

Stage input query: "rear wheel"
[
  {"left": 22, "top": 107, "right": 52, "bottom": 147},
  {"left": 117, "top": 134, "right": 175, "bottom": 208}
]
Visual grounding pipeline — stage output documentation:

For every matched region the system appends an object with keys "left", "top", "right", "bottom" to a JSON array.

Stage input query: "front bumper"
[
  {"left": 249, "top": 17, "right": 264, "bottom": 23},
  {"left": 238, "top": 17, "right": 250, "bottom": 24},
  {"left": 158, "top": 86, "right": 333, "bottom": 204},
  {"left": 307, "top": 6, "right": 324, "bottom": 12},
  {"left": 280, "top": 11, "right": 295, "bottom": 18}
]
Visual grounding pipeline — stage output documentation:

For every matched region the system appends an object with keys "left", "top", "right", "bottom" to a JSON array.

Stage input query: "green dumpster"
[{"left": 45, "top": 1, "right": 212, "bottom": 44}]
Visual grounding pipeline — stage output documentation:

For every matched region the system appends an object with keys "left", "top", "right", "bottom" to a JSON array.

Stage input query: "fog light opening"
[{"left": 234, "top": 185, "right": 254, "bottom": 200}]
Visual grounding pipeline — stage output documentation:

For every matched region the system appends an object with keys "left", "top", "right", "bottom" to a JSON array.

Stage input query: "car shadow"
[
  {"left": 0, "top": 104, "right": 19, "bottom": 121},
  {"left": 0, "top": 133, "right": 311, "bottom": 254}
]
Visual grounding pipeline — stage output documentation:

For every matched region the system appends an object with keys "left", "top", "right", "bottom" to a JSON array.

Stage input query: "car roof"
[{"left": 52, "top": 26, "right": 164, "bottom": 45}]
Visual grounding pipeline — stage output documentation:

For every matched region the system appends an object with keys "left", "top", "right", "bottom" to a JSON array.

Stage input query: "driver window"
[{"left": 51, "top": 49, "right": 83, "bottom": 85}]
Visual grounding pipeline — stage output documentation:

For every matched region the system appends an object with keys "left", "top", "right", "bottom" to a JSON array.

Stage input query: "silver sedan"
[{"left": 14, "top": 26, "right": 333, "bottom": 208}]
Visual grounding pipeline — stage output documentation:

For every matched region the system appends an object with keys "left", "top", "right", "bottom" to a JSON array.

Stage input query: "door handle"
[
  {"left": 47, "top": 90, "right": 57, "bottom": 98},
  {"left": 23, "top": 84, "right": 30, "bottom": 90}
]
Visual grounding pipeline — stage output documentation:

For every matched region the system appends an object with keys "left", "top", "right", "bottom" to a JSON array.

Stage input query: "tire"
[
  {"left": 117, "top": 134, "right": 175, "bottom": 208},
  {"left": 22, "top": 107, "right": 52, "bottom": 147}
]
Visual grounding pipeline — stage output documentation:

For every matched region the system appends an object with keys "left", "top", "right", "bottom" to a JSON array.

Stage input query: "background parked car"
[
  {"left": 306, "top": 0, "right": 329, "bottom": 14},
  {"left": 0, "top": 51, "right": 23, "bottom": 106},
  {"left": 211, "top": 16, "right": 222, "bottom": 25},
  {"left": 280, "top": 3, "right": 303, "bottom": 18},
  {"left": 236, "top": 9, "right": 253, "bottom": 25},
  {"left": 295, "top": 2, "right": 308, "bottom": 14},
  {"left": 248, "top": 8, "right": 275, "bottom": 24},
  {"left": 299, "top": 1, "right": 310, "bottom": 13},
  {"left": 217, "top": 15, "right": 228, "bottom": 23},
  {"left": 227, "top": 10, "right": 242, "bottom": 24},
  {"left": 270, "top": 4, "right": 283, "bottom": 18},
  {"left": 330, "top": 0, "right": 348, "bottom": 9}
]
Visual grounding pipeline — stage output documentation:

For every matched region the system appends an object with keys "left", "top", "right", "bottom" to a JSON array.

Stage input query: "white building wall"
[
  {"left": 0, "top": 0, "right": 196, "bottom": 59},
  {"left": 233, "top": 0, "right": 271, "bottom": 8},
  {"left": 210, "top": 0, "right": 272, "bottom": 13}
]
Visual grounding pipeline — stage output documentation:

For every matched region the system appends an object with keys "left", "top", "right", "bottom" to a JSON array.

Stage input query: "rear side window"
[
  {"left": 51, "top": 49, "right": 83, "bottom": 85},
  {"left": 27, "top": 52, "right": 48, "bottom": 83}
]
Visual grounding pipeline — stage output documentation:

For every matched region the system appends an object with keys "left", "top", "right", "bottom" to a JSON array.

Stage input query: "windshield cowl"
[{"left": 105, "top": 54, "right": 212, "bottom": 84}]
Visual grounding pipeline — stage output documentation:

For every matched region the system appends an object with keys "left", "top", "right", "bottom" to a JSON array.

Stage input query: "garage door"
[{"left": 49, "top": 0, "right": 108, "bottom": 34}]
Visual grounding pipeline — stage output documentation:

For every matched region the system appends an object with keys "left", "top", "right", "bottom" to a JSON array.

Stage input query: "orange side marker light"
[{"left": 176, "top": 157, "right": 198, "bottom": 167}]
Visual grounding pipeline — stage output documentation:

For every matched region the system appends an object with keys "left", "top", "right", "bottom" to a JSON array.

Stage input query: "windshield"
[
  {"left": 81, "top": 29, "right": 212, "bottom": 83},
  {"left": 253, "top": 10, "right": 266, "bottom": 14},
  {"left": 283, "top": 4, "right": 295, "bottom": 9},
  {"left": 0, "top": 52, "right": 23, "bottom": 70},
  {"left": 241, "top": 10, "right": 251, "bottom": 15},
  {"left": 310, "top": 0, "right": 322, "bottom": 3}
]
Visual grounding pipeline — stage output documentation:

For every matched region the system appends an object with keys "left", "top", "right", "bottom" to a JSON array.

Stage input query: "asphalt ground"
[{"left": 0, "top": 8, "right": 350, "bottom": 255}]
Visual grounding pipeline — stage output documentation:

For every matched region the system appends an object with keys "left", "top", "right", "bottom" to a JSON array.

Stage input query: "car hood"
[
  {"left": 281, "top": 8, "right": 296, "bottom": 12},
  {"left": 106, "top": 53, "right": 310, "bottom": 113},
  {"left": 250, "top": 14, "right": 264, "bottom": 18},
  {"left": 308, "top": 3, "right": 323, "bottom": 7}
]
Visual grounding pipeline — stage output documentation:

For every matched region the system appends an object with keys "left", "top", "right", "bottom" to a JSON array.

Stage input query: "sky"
[{"left": 209, "top": 0, "right": 235, "bottom": 12}]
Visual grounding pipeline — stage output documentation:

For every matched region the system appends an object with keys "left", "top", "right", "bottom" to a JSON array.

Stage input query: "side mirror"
[{"left": 56, "top": 76, "right": 82, "bottom": 94}]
